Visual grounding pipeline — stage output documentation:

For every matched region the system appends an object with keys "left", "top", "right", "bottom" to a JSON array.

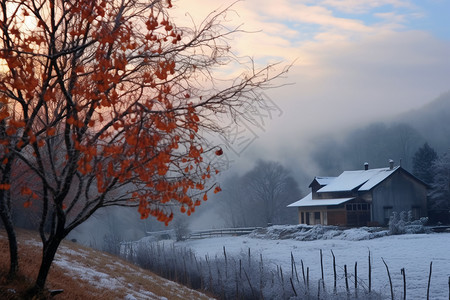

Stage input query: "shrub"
[{"left": 388, "top": 211, "right": 428, "bottom": 235}]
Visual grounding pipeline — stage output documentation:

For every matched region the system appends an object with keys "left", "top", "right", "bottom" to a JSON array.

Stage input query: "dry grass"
[{"left": 0, "top": 229, "right": 215, "bottom": 299}]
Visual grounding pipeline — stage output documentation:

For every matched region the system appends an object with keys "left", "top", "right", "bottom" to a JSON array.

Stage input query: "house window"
[
  {"left": 314, "top": 212, "right": 321, "bottom": 224},
  {"left": 383, "top": 206, "right": 393, "bottom": 224},
  {"left": 346, "top": 203, "right": 369, "bottom": 211},
  {"left": 301, "top": 212, "right": 305, "bottom": 224}
]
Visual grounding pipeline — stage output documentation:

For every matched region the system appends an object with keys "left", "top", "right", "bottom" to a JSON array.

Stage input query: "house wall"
[
  {"left": 297, "top": 208, "right": 330, "bottom": 225},
  {"left": 371, "top": 170, "right": 427, "bottom": 225},
  {"left": 327, "top": 209, "right": 347, "bottom": 226},
  {"left": 297, "top": 207, "right": 347, "bottom": 226},
  {"left": 310, "top": 181, "right": 322, "bottom": 198}
]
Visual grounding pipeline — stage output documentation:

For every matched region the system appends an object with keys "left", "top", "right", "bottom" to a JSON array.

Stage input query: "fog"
[
  {"left": 69, "top": 0, "right": 450, "bottom": 244},
  {"left": 70, "top": 89, "right": 450, "bottom": 246}
]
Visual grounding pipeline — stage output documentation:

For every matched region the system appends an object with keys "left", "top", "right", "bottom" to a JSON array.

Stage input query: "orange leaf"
[
  {"left": 0, "top": 184, "right": 11, "bottom": 190},
  {"left": 203, "top": 193, "right": 208, "bottom": 201},
  {"left": 6, "top": 127, "right": 16, "bottom": 135},
  {"left": 9, "top": 119, "right": 26, "bottom": 128},
  {"left": 21, "top": 187, "right": 32, "bottom": 195},
  {"left": 125, "top": 135, "right": 137, "bottom": 146},
  {"left": 67, "top": 116, "right": 75, "bottom": 125},
  {"left": 214, "top": 186, "right": 222, "bottom": 194},
  {"left": 23, "top": 200, "right": 32, "bottom": 208},
  {"left": 75, "top": 65, "right": 85, "bottom": 73},
  {"left": 47, "top": 127, "right": 56, "bottom": 136}
]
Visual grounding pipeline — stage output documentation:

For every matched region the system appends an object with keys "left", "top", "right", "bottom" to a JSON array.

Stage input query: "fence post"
[
  {"left": 382, "top": 258, "right": 394, "bottom": 300},
  {"left": 355, "top": 261, "right": 358, "bottom": 298},
  {"left": 427, "top": 261, "right": 433, "bottom": 300},
  {"left": 331, "top": 250, "right": 337, "bottom": 294},
  {"left": 401, "top": 268, "right": 406, "bottom": 300},
  {"left": 320, "top": 249, "right": 325, "bottom": 290},
  {"left": 345, "top": 264, "right": 349, "bottom": 294},
  {"left": 301, "top": 259, "right": 306, "bottom": 287},
  {"left": 368, "top": 250, "right": 372, "bottom": 294}
]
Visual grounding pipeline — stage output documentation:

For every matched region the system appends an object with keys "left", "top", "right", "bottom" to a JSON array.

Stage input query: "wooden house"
[{"left": 288, "top": 161, "right": 428, "bottom": 226}]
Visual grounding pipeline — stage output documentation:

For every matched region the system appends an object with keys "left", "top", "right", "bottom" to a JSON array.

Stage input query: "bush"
[{"left": 388, "top": 211, "right": 428, "bottom": 235}]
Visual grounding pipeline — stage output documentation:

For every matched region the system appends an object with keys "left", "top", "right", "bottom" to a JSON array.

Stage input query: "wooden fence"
[{"left": 187, "top": 227, "right": 261, "bottom": 239}]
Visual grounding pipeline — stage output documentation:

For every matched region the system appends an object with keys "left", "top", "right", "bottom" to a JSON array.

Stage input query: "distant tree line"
[
  {"left": 214, "top": 160, "right": 300, "bottom": 227},
  {"left": 312, "top": 122, "right": 425, "bottom": 175}
]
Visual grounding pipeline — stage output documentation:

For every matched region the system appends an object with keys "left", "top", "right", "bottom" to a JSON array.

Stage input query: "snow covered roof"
[
  {"left": 317, "top": 166, "right": 400, "bottom": 193},
  {"left": 287, "top": 193, "right": 354, "bottom": 207},
  {"left": 311, "top": 176, "right": 336, "bottom": 187}
]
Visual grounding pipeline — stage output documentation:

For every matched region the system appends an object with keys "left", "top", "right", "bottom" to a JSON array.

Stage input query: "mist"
[{"left": 67, "top": 0, "right": 450, "bottom": 243}]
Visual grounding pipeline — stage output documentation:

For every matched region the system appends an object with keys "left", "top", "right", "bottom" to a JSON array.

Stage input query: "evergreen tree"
[
  {"left": 428, "top": 150, "right": 450, "bottom": 223},
  {"left": 412, "top": 143, "right": 438, "bottom": 184}
]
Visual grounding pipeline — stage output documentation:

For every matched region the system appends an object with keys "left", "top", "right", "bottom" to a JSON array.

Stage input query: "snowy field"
[{"left": 172, "top": 230, "right": 450, "bottom": 300}]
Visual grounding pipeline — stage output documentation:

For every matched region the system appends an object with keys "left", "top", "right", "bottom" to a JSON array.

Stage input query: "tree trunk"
[
  {"left": 33, "top": 236, "right": 63, "bottom": 292},
  {"left": 0, "top": 201, "right": 18, "bottom": 278}
]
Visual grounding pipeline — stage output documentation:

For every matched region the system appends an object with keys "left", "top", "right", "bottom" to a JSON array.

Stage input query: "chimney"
[
  {"left": 364, "top": 162, "right": 369, "bottom": 170},
  {"left": 389, "top": 159, "right": 394, "bottom": 170}
]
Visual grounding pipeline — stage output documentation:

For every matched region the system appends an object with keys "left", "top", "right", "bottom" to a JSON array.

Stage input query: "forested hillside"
[
  {"left": 311, "top": 91, "right": 450, "bottom": 175},
  {"left": 398, "top": 91, "right": 450, "bottom": 154}
]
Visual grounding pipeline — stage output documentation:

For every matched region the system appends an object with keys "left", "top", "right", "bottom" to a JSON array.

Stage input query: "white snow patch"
[
  {"left": 53, "top": 245, "right": 174, "bottom": 299},
  {"left": 165, "top": 227, "right": 450, "bottom": 300}
]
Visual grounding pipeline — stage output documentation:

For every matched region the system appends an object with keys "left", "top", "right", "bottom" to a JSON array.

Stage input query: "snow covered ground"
[
  {"left": 51, "top": 240, "right": 213, "bottom": 299},
  {"left": 171, "top": 227, "right": 450, "bottom": 300}
]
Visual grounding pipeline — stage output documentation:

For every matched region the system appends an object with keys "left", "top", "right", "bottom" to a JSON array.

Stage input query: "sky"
[{"left": 170, "top": 0, "right": 450, "bottom": 177}]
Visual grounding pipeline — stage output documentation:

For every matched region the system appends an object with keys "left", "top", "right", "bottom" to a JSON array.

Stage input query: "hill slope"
[
  {"left": 0, "top": 230, "right": 213, "bottom": 299},
  {"left": 397, "top": 91, "right": 450, "bottom": 153}
]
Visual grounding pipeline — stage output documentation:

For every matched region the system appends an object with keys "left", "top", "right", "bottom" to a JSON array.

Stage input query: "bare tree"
[
  {"left": 217, "top": 161, "right": 300, "bottom": 227},
  {"left": 0, "top": 0, "right": 288, "bottom": 293},
  {"left": 216, "top": 174, "right": 255, "bottom": 227},
  {"left": 244, "top": 160, "right": 299, "bottom": 225}
]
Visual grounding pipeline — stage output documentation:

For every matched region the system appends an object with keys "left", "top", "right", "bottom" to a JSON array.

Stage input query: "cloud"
[
  {"left": 171, "top": 0, "right": 449, "bottom": 118},
  {"left": 320, "top": 0, "right": 416, "bottom": 14},
  {"left": 171, "top": 0, "right": 428, "bottom": 65},
  {"left": 170, "top": 0, "right": 450, "bottom": 177}
]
